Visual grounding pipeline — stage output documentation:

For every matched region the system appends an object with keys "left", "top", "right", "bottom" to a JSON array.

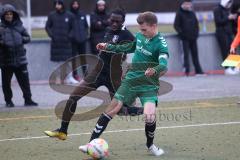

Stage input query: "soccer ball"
[{"left": 87, "top": 138, "right": 109, "bottom": 159}]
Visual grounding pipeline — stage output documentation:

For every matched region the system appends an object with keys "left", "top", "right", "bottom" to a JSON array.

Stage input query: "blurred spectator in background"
[
  {"left": 213, "top": 0, "right": 239, "bottom": 75},
  {"left": 230, "top": 0, "right": 240, "bottom": 35},
  {"left": 70, "top": 0, "right": 88, "bottom": 81},
  {"left": 45, "top": 0, "right": 78, "bottom": 84},
  {"left": 0, "top": 3, "right": 3, "bottom": 18},
  {"left": 90, "top": 0, "right": 110, "bottom": 55},
  {"left": 230, "top": 2, "right": 240, "bottom": 54},
  {"left": 0, "top": 4, "right": 38, "bottom": 107},
  {"left": 174, "top": 0, "right": 204, "bottom": 76},
  {"left": 230, "top": 0, "right": 240, "bottom": 56}
]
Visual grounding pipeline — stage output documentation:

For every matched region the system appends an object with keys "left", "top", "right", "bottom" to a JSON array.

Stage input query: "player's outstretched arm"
[
  {"left": 96, "top": 41, "right": 137, "bottom": 54},
  {"left": 107, "top": 41, "right": 136, "bottom": 53}
]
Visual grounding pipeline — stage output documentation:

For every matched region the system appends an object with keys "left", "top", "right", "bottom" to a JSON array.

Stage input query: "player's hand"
[
  {"left": 230, "top": 48, "right": 236, "bottom": 54},
  {"left": 228, "top": 14, "right": 237, "bottom": 20},
  {"left": 96, "top": 43, "right": 107, "bottom": 50},
  {"left": 145, "top": 68, "right": 156, "bottom": 77}
]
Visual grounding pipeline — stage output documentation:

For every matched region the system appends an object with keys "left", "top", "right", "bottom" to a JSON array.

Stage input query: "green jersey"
[{"left": 106, "top": 32, "right": 169, "bottom": 91}]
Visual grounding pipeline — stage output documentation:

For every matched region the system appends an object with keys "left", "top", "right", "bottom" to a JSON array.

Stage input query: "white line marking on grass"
[
  {"left": 0, "top": 121, "right": 240, "bottom": 142},
  {"left": 0, "top": 102, "right": 235, "bottom": 122}
]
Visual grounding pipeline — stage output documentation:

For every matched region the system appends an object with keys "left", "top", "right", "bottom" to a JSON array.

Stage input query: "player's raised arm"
[
  {"left": 154, "top": 53, "right": 168, "bottom": 73},
  {"left": 145, "top": 34, "right": 169, "bottom": 77},
  {"left": 145, "top": 53, "right": 168, "bottom": 77}
]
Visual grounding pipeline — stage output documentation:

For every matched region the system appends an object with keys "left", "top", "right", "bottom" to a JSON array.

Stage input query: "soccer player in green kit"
[{"left": 79, "top": 11, "right": 169, "bottom": 156}]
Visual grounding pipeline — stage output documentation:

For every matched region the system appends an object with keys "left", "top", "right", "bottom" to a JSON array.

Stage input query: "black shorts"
[{"left": 84, "top": 69, "right": 122, "bottom": 96}]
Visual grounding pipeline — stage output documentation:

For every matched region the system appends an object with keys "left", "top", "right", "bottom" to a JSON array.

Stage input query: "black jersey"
[
  {"left": 99, "top": 26, "right": 135, "bottom": 72},
  {"left": 84, "top": 26, "right": 134, "bottom": 86}
]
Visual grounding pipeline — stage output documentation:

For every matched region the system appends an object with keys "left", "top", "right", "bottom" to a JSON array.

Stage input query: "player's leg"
[
  {"left": 89, "top": 98, "right": 123, "bottom": 141},
  {"left": 189, "top": 40, "right": 203, "bottom": 74},
  {"left": 140, "top": 92, "right": 164, "bottom": 156},
  {"left": 144, "top": 102, "right": 157, "bottom": 147},
  {"left": 79, "top": 98, "right": 123, "bottom": 153},
  {"left": 88, "top": 83, "right": 135, "bottom": 142},
  {"left": 182, "top": 40, "right": 190, "bottom": 76},
  {"left": 60, "top": 80, "right": 98, "bottom": 131},
  {"left": 106, "top": 79, "right": 143, "bottom": 116},
  {"left": 79, "top": 81, "right": 135, "bottom": 153},
  {"left": 14, "top": 65, "right": 37, "bottom": 106},
  {"left": 1, "top": 66, "right": 14, "bottom": 107},
  {"left": 44, "top": 79, "right": 97, "bottom": 140}
]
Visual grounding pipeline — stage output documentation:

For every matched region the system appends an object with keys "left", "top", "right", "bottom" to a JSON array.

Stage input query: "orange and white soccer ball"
[{"left": 87, "top": 138, "right": 109, "bottom": 159}]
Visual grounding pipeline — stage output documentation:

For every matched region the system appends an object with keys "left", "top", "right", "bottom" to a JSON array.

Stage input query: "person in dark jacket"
[
  {"left": 174, "top": 0, "right": 204, "bottom": 76},
  {"left": 0, "top": 4, "right": 38, "bottom": 107},
  {"left": 45, "top": 0, "right": 74, "bottom": 62},
  {"left": 90, "top": 0, "right": 110, "bottom": 55},
  {"left": 214, "top": 0, "right": 238, "bottom": 75},
  {"left": 46, "top": 0, "right": 77, "bottom": 84},
  {"left": 0, "top": 3, "right": 3, "bottom": 18},
  {"left": 70, "top": 0, "right": 88, "bottom": 81},
  {"left": 44, "top": 9, "right": 143, "bottom": 140},
  {"left": 231, "top": 0, "right": 240, "bottom": 35}
]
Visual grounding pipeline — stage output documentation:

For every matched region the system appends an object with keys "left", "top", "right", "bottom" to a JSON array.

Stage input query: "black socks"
[
  {"left": 90, "top": 113, "right": 112, "bottom": 141},
  {"left": 59, "top": 98, "right": 77, "bottom": 133},
  {"left": 145, "top": 120, "right": 156, "bottom": 148}
]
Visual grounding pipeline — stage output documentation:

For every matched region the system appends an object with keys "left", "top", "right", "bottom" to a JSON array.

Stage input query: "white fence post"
[{"left": 26, "top": 0, "right": 31, "bottom": 36}]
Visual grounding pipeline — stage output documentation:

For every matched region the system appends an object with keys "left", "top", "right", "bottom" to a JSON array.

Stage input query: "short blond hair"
[{"left": 137, "top": 11, "right": 158, "bottom": 25}]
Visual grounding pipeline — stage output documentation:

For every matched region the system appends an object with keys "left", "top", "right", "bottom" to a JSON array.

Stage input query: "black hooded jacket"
[
  {"left": 213, "top": 4, "right": 233, "bottom": 35},
  {"left": 84, "top": 26, "right": 134, "bottom": 83},
  {"left": 70, "top": 0, "right": 88, "bottom": 43},
  {"left": 0, "top": 4, "right": 30, "bottom": 67},
  {"left": 45, "top": 0, "right": 74, "bottom": 61},
  {"left": 174, "top": 7, "right": 199, "bottom": 40},
  {"left": 0, "top": 5, "right": 3, "bottom": 17},
  {"left": 90, "top": 3, "right": 109, "bottom": 43}
]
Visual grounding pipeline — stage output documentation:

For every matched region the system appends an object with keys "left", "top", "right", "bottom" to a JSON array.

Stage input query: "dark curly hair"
[{"left": 111, "top": 8, "right": 126, "bottom": 21}]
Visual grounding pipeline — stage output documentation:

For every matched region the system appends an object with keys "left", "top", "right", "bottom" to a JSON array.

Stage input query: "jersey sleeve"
[
  {"left": 158, "top": 36, "right": 169, "bottom": 55},
  {"left": 153, "top": 35, "right": 169, "bottom": 75},
  {"left": 106, "top": 40, "right": 136, "bottom": 54}
]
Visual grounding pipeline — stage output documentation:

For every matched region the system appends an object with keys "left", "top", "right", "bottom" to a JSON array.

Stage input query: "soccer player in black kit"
[{"left": 44, "top": 9, "right": 143, "bottom": 140}]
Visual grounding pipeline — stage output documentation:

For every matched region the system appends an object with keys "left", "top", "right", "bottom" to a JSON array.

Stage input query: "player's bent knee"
[
  {"left": 144, "top": 113, "right": 156, "bottom": 123},
  {"left": 106, "top": 100, "right": 123, "bottom": 117}
]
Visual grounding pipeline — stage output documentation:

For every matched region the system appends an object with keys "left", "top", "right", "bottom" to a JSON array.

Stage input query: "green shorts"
[{"left": 114, "top": 79, "right": 158, "bottom": 107}]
